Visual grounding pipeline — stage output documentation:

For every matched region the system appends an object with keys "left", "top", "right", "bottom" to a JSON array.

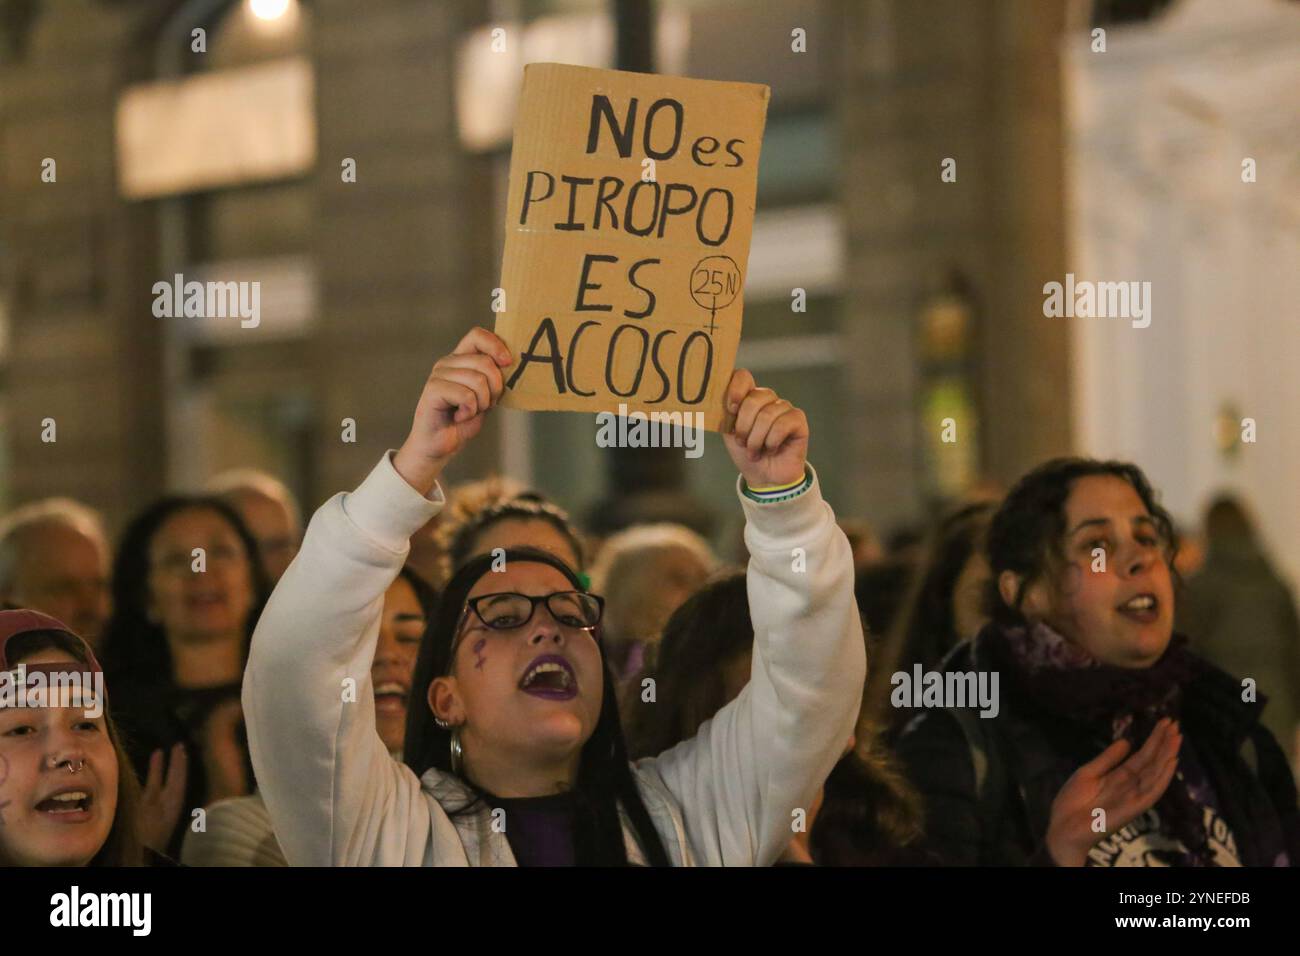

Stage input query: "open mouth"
[
  {"left": 374, "top": 681, "right": 409, "bottom": 714},
  {"left": 1117, "top": 593, "right": 1159, "bottom": 624},
  {"left": 519, "top": 654, "right": 578, "bottom": 701},
  {"left": 35, "top": 789, "right": 94, "bottom": 821}
]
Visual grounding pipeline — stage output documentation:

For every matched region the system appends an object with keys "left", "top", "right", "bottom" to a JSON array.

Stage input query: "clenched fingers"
[
  {"left": 455, "top": 326, "right": 513, "bottom": 367},
  {"left": 734, "top": 387, "right": 780, "bottom": 446},
  {"left": 746, "top": 398, "right": 793, "bottom": 455},
  {"left": 433, "top": 359, "right": 503, "bottom": 413}
]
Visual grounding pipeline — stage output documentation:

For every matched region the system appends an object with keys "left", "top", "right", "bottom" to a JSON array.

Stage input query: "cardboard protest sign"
[{"left": 495, "top": 63, "right": 769, "bottom": 431}]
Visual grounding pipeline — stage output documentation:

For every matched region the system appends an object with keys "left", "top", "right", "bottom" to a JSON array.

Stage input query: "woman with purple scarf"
[{"left": 895, "top": 459, "right": 1300, "bottom": 866}]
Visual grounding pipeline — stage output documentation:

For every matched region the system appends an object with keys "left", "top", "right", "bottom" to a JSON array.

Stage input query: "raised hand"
[
  {"left": 722, "top": 369, "right": 809, "bottom": 489},
  {"left": 197, "top": 698, "right": 251, "bottom": 803},
  {"left": 393, "top": 327, "right": 514, "bottom": 495},
  {"left": 1045, "top": 717, "right": 1183, "bottom": 866},
  {"left": 137, "top": 743, "right": 187, "bottom": 853}
]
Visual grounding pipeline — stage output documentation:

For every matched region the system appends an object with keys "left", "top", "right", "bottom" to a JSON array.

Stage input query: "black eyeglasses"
[{"left": 459, "top": 591, "right": 605, "bottom": 634}]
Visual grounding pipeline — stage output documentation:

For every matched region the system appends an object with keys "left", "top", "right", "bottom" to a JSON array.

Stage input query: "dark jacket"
[
  {"left": 894, "top": 626, "right": 1300, "bottom": 866},
  {"left": 112, "top": 677, "right": 253, "bottom": 860},
  {"left": 1177, "top": 541, "right": 1300, "bottom": 752}
]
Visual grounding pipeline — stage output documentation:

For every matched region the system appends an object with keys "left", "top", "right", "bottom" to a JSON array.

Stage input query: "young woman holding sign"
[{"left": 242, "top": 326, "right": 864, "bottom": 865}]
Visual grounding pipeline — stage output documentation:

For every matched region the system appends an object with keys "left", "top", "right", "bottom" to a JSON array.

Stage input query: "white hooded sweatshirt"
[{"left": 242, "top": 453, "right": 865, "bottom": 866}]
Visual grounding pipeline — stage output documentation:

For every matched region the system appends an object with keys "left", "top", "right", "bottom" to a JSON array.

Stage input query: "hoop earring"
[{"left": 449, "top": 726, "right": 464, "bottom": 777}]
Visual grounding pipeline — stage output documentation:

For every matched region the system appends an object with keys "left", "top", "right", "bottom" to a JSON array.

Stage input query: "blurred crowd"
[{"left": 1, "top": 412, "right": 1297, "bottom": 867}]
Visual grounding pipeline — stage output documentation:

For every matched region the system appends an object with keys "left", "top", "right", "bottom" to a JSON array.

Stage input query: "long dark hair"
[
  {"left": 866, "top": 502, "right": 992, "bottom": 723},
  {"left": 5, "top": 630, "right": 145, "bottom": 866},
  {"left": 626, "top": 571, "right": 924, "bottom": 863},
  {"left": 985, "top": 457, "right": 1177, "bottom": 627},
  {"left": 622, "top": 570, "right": 754, "bottom": 760},
  {"left": 100, "top": 496, "right": 271, "bottom": 688},
  {"left": 404, "top": 547, "right": 670, "bottom": 866},
  {"left": 397, "top": 565, "right": 440, "bottom": 623}
]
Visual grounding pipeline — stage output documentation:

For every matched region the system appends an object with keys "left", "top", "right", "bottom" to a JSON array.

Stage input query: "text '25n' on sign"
[{"left": 495, "top": 63, "right": 769, "bottom": 432}]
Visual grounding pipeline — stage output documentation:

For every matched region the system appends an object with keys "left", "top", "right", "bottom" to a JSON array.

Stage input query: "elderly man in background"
[
  {"left": 207, "top": 469, "right": 303, "bottom": 583},
  {"left": 0, "top": 498, "right": 112, "bottom": 648}
]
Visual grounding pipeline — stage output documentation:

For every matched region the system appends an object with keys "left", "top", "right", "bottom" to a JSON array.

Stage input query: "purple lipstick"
[{"left": 519, "top": 653, "right": 578, "bottom": 701}]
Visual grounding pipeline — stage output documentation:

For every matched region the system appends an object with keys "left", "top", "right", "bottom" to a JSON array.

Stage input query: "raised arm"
[
  {"left": 242, "top": 453, "right": 441, "bottom": 865},
  {"left": 637, "top": 372, "right": 867, "bottom": 865},
  {"left": 242, "top": 328, "right": 512, "bottom": 865}
]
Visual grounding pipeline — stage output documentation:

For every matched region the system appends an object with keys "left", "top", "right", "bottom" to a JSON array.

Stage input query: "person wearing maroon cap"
[{"left": 0, "top": 610, "right": 156, "bottom": 866}]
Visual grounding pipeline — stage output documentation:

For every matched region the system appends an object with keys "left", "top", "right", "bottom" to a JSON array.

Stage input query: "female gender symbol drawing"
[{"left": 689, "top": 255, "right": 741, "bottom": 333}]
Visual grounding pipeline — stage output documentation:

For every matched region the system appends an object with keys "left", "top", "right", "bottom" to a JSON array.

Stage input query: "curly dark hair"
[{"left": 985, "top": 458, "right": 1177, "bottom": 627}]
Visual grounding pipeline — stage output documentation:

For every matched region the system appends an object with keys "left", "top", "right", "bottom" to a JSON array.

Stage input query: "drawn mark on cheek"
[
  {"left": 0, "top": 753, "right": 8, "bottom": 824},
  {"left": 472, "top": 638, "right": 488, "bottom": 671}
]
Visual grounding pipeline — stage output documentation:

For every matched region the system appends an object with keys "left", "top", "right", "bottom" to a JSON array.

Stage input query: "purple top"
[{"left": 489, "top": 792, "right": 578, "bottom": 867}]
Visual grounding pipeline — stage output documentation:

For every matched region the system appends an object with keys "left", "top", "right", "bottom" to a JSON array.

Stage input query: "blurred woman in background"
[
  {"left": 865, "top": 502, "right": 993, "bottom": 731},
  {"left": 100, "top": 496, "right": 269, "bottom": 858},
  {"left": 624, "top": 571, "right": 925, "bottom": 865},
  {"left": 423, "top": 475, "right": 527, "bottom": 587},
  {"left": 589, "top": 523, "right": 716, "bottom": 681}
]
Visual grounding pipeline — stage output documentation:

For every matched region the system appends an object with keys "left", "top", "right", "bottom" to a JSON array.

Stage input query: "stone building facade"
[{"left": 0, "top": 0, "right": 1074, "bottom": 540}]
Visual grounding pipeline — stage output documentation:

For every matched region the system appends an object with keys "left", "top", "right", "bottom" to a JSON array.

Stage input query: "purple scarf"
[{"left": 990, "top": 622, "right": 1219, "bottom": 866}]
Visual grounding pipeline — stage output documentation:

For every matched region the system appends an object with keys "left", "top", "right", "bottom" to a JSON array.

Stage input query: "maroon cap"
[{"left": 0, "top": 609, "right": 102, "bottom": 673}]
